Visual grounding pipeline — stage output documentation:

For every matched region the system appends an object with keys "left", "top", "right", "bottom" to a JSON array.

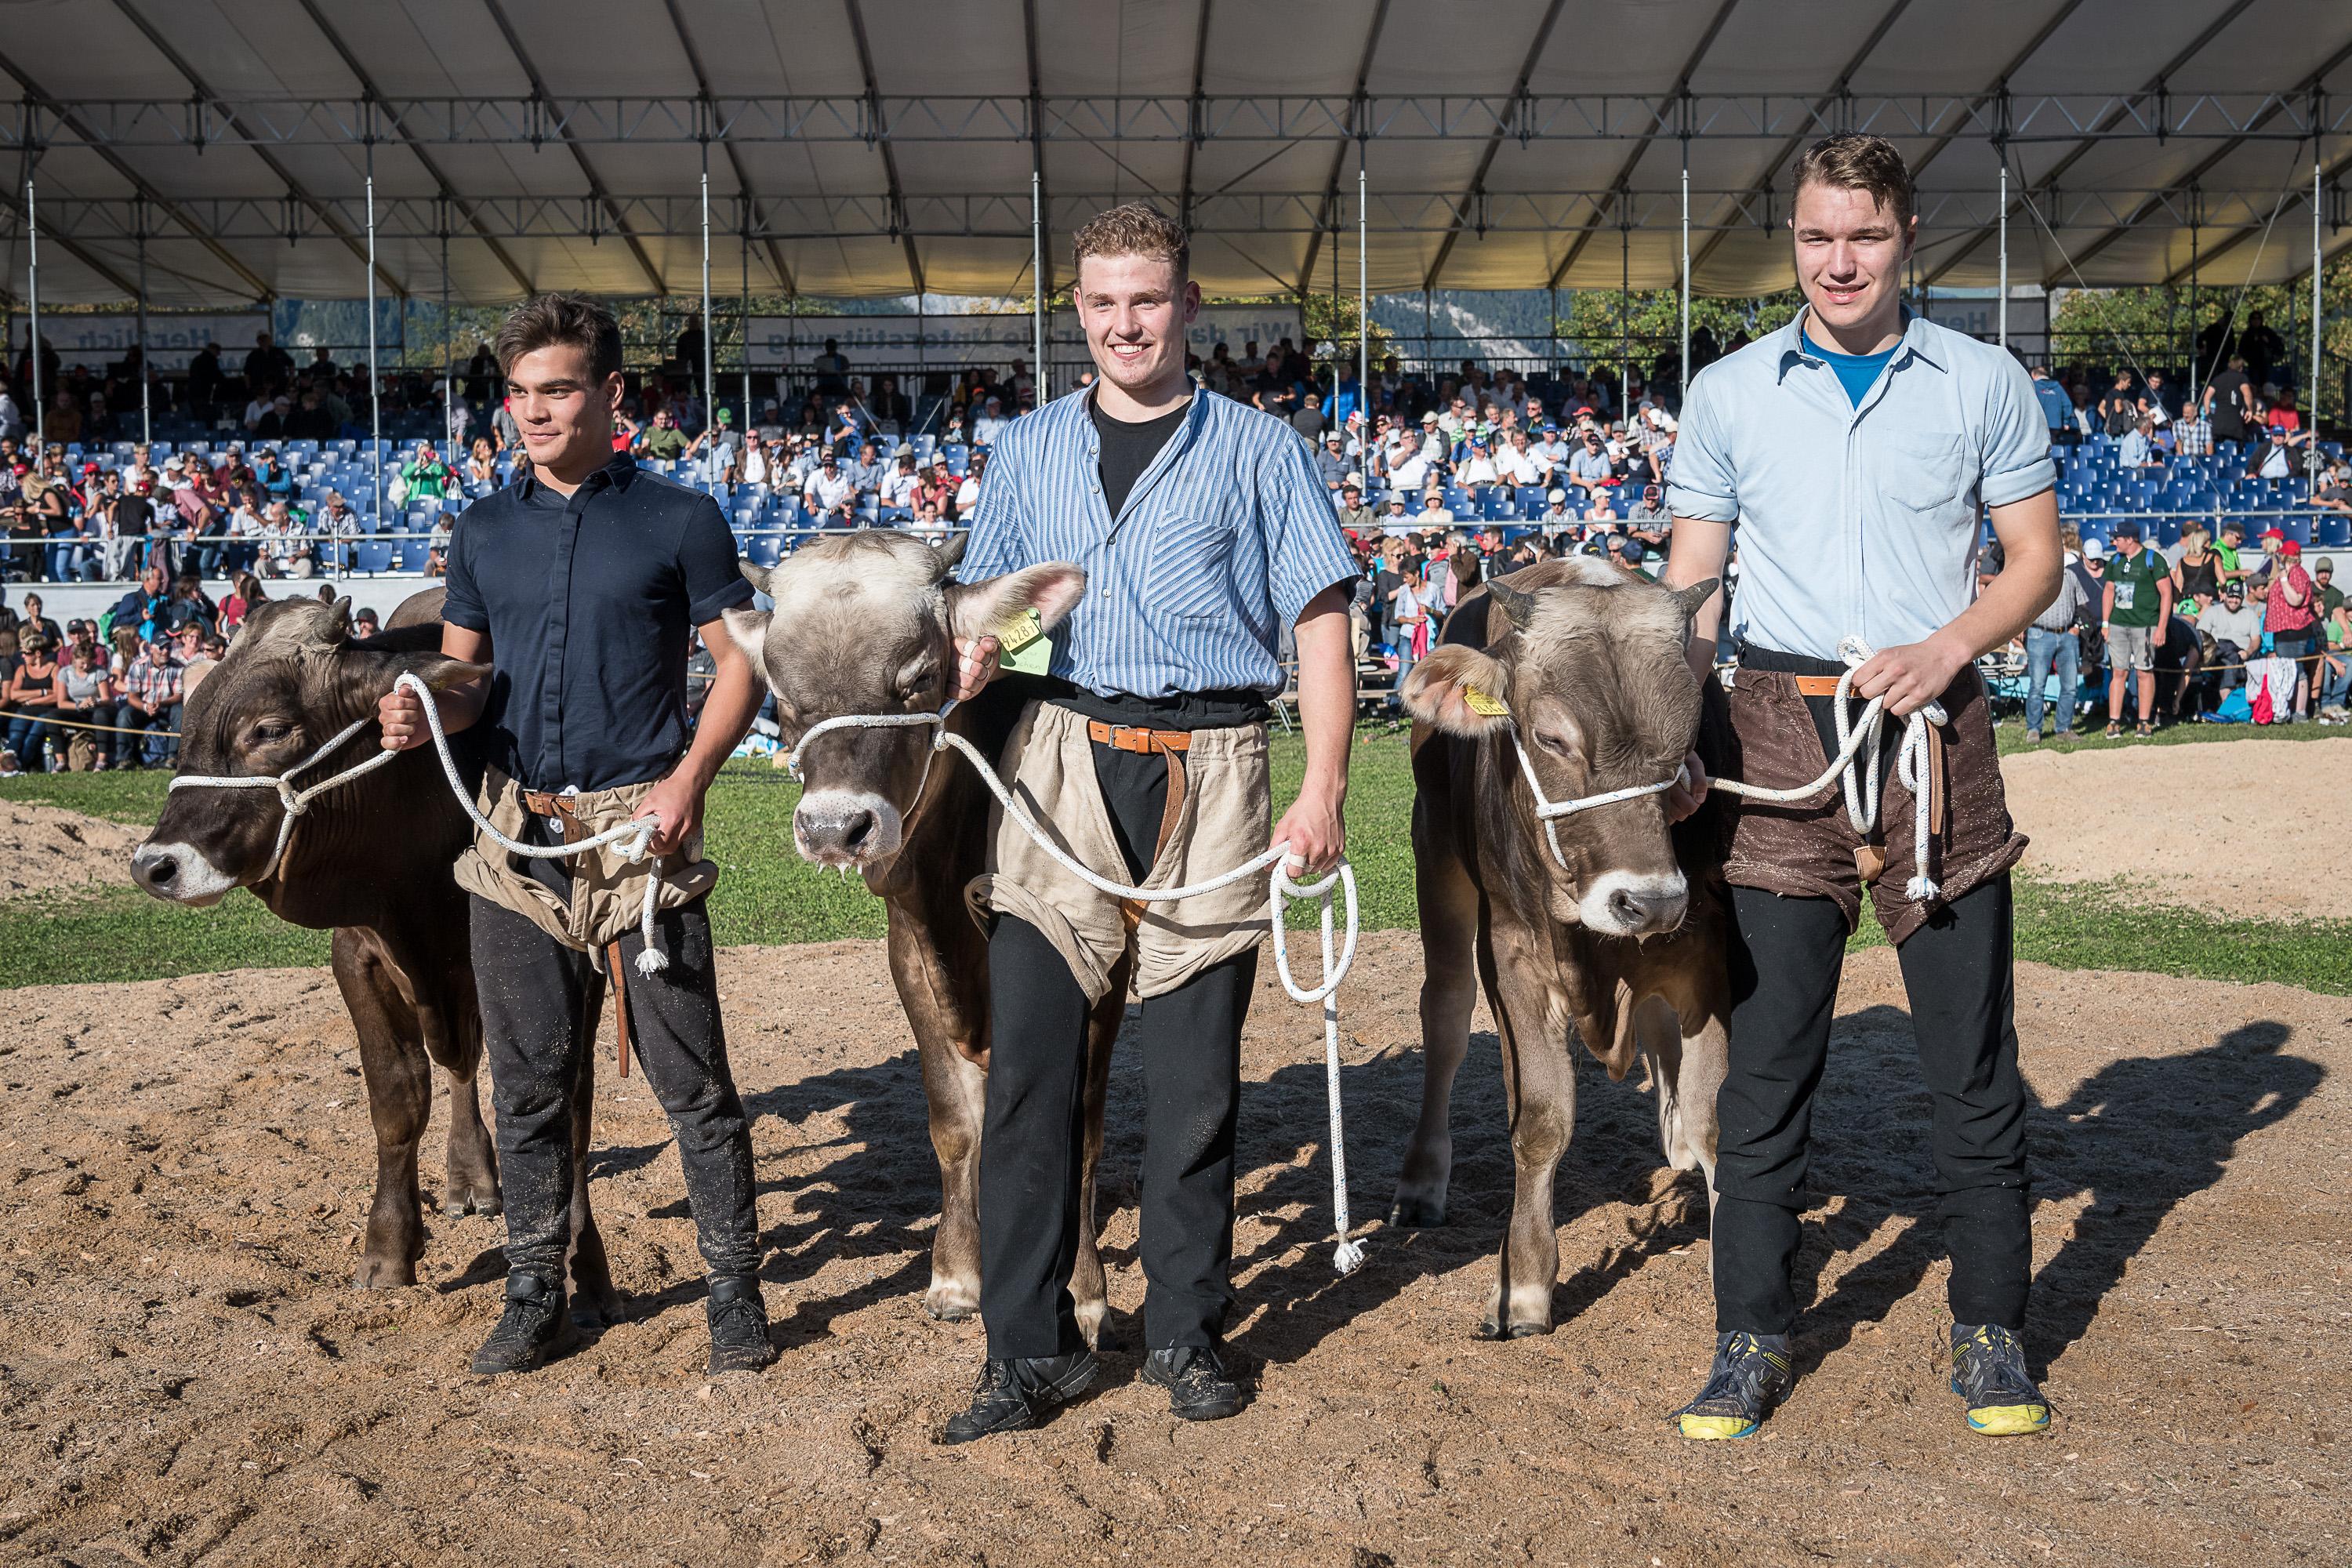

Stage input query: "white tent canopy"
[{"left": 3, "top": 0, "right": 2350, "bottom": 307}]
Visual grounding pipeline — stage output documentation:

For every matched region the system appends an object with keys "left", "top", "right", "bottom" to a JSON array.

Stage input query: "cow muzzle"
[
  {"left": 1577, "top": 870, "right": 1688, "bottom": 938},
  {"left": 792, "top": 788, "right": 902, "bottom": 869},
  {"left": 130, "top": 840, "right": 242, "bottom": 906}
]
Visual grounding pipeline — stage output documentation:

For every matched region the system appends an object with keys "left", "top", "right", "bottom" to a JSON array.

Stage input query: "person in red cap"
[{"left": 2261, "top": 535, "right": 2321, "bottom": 721}]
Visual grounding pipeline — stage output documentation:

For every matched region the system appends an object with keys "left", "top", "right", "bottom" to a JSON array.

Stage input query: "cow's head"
[
  {"left": 1402, "top": 558, "right": 1716, "bottom": 938},
  {"left": 721, "top": 531, "right": 1084, "bottom": 869},
  {"left": 132, "top": 596, "right": 483, "bottom": 905}
]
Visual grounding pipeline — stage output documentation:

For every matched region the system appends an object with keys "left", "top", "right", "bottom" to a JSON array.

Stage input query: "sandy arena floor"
[
  {"left": 2003, "top": 736, "right": 2351, "bottom": 920},
  {"left": 2, "top": 929, "right": 2346, "bottom": 1566},
  {"left": 0, "top": 800, "right": 147, "bottom": 902}
]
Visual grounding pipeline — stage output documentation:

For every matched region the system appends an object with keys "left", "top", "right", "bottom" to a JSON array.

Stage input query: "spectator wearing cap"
[
  {"left": 801, "top": 452, "right": 853, "bottom": 516},
  {"left": 2314, "top": 459, "right": 2352, "bottom": 516},
  {"left": 1381, "top": 494, "right": 1411, "bottom": 534},
  {"left": 1455, "top": 434, "right": 1499, "bottom": 490},
  {"left": 120, "top": 631, "right": 183, "bottom": 767},
  {"left": 1417, "top": 489, "right": 1455, "bottom": 528},
  {"left": 2247, "top": 423, "right": 2310, "bottom": 481},
  {"left": 1566, "top": 425, "right": 1616, "bottom": 497},
  {"left": 2200, "top": 579, "right": 2264, "bottom": 704},
  {"left": 971, "top": 396, "right": 1009, "bottom": 447},
  {"left": 2261, "top": 535, "right": 2321, "bottom": 722},
  {"left": 953, "top": 451, "right": 986, "bottom": 518},
  {"left": 1314, "top": 430, "right": 1348, "bottom": 491},
  {"left": 1537, "top": 488, "right": 1577, "bottom": 531},
  {"left": 2317, "top": 565, "right": 2351, "bottom": 720},
  {"left": 1384, "top": 432, "right": 1433, "bottom": 492},
  {"left": 1532, "top": 423, "right": 1570, "bottom": 474},
  {"left": 2100, "top": 521, "right": 2172, "bottom": 738},
  {"left": 1628, "top": 482, "right": 1671, "bottom": 548}
]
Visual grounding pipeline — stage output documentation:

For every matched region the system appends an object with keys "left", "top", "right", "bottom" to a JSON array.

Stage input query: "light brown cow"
[
  {"left": 1393, "top": 557, "right": 1733, "bottom": 1339},
  {"left": 718, "top": 532, "right": 1112, "bottom": 1336}
]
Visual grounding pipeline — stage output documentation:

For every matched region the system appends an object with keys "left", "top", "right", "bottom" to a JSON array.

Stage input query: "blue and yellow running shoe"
[
  {"left": 1949, "top": 1323, "right": 2050, "bottom": 1436},
  {"left": 1670, "top": 1330, "right": 1793, "bottom": 1440}
]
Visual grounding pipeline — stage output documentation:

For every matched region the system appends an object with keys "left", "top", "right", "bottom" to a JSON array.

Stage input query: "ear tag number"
[
  {"left": 1462, "top": 686, "right": 1511, "bottom": 718},
  {"left": 996, "top": 608, "right": 1051, "bottom": 676}
]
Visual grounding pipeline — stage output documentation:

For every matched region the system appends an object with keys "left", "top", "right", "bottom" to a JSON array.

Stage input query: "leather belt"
[
  {"left": 1086, "top": 719, "right": 1192, "bottom": 755},
  {"left": 1790, "top": 673, "right": 1849, "bottom": 698},
  {"left": 523, "top": 788, "right": 634, "bottom": 1080}
]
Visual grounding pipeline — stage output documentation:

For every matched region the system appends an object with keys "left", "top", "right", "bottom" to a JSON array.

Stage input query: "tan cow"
[
  {"left": 718, "top": 531, "right": 1116, "bottom": 1338},
  {"left": 1392, "top": 557, "right": 1733, "bottom": 1339}
]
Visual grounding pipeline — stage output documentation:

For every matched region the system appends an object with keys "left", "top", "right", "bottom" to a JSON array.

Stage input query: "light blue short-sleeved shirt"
[
  {"left": 1667, "top": 307, "right": 2056, "bottom": 662},
  {"left": 958, "top": 381, "right": 1360, "bottom": 699}
]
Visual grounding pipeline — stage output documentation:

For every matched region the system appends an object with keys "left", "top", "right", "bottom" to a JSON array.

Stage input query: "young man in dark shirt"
[{"left": 378, "top": 295, "right": 774, "bottom": 1379}]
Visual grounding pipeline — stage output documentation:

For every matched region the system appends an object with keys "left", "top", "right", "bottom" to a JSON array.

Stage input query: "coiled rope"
[
  {"left": 789, "top": 704, "right": 1367, "bottom": 1275},
  {"left": 168, "top": 670, "right": 673, "bottom": 975}
]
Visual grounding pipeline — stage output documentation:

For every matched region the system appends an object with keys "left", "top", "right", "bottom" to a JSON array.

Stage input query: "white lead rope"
[
  {"left": 169, "top": 671, "right": 674, "bottom": 976},
  {"left": 791, "top": 706, "right": 1367, "bottom": 1275},
  {"left": 1502, "top": 637, "right": 1949, "bottom": 904}
]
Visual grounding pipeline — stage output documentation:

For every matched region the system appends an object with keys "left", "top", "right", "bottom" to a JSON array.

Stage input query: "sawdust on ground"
[
  {"left": 0, "top": 799, "right": 143, "bottom": 902},
  {"left": 2002, "top": 736, "right": 2350, "bottom": 920},
  {"left": 3, "top": 933, "right": 2346, "bottom": 1566}
]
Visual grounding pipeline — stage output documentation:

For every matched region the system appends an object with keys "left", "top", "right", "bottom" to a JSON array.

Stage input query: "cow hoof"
[
  {"left": 924, "top": 1281, "right": 980, "bottom": 1323},
  {"left": 569, "top": 1288, "right": 624, "bottom": 1330},
  {"left": 1074, "top": 1301, "right": 1117, "bottom": 1353},
  {"left": 1473, "top": 1316, "right": 1552, "bottom": 1341},
  {"left": 353, "top": 1254, "right": 417, "bottom": 1290},
  {"left": 1388, "top": 1194, "right": 1448, "bottom": 1229},
  {"left": 442, "top": 1192, "right": 503, "bottom": 1218}
]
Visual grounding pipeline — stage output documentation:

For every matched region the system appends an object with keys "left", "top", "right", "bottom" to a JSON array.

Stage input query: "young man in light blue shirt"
[{"left": 1662, "top": 133, "right": 2064, "bottom": 1443}]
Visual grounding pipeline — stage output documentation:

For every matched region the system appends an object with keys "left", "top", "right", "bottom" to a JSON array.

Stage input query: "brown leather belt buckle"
[{"left": 1085, "top": 719, "right": 1192, "bottom": 755}]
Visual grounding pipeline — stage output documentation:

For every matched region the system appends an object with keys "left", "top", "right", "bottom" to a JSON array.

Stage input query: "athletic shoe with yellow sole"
[
  {"left": 1670, "top": 1330, "right": 1793, "bottom": 1440},
  {"left": 1949, "top": 1323, "right": 2050, "bottom": 1436}
]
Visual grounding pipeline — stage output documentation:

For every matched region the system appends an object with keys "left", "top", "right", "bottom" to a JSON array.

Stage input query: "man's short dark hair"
[
  {"left": 1792, "top": 132, "right": 1914, "bottom": 229},
  {"left": 495, "top": 292, "right": 624, "bottom": 384}
]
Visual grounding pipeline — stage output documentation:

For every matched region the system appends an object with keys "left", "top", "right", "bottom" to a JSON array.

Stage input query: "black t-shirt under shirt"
[{"left": 1090, "top": 397, "right": 1189, "bottom": 518}]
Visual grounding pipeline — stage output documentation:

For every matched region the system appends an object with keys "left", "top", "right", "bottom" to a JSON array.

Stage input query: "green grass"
[{"left": 5, "top": 721, "right": 2347, "bottom": 994}]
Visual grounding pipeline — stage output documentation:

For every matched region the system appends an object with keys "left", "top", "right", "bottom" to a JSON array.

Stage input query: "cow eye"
[
  {"left": 1534, "top": 729, "right": 1573, "bottom": 757},
  {"left": 249, "top": 721, "right": 296, "bottom": 746}
]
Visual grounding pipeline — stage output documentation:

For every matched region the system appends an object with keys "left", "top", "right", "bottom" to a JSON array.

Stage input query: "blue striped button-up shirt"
[
  {"left": 959, "top": 382, "right": 1359, "bottom": 698},
  {"left": 1668, "top": 307, "right": 2056, "bottom": 662}
]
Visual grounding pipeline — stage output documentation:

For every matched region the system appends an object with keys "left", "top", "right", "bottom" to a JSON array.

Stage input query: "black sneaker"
[
  {"left": 1669, "top": 1330, "right": 1793, "bottom": 1440},
  {"left": 706, "top": 1274, "right": 778, "bottom": 1374},
  {"left": 940, "top": 1352, "right": 1098, "bottom": 1443},
  {"left": 1141, "top": 1344, "right": 1247, "bottom": 1422},
  {"left": 1949, "top": 1323, "right": 2050, "bottom": 1436},
  {"left": 470, "top": 1271, "right": 579, "bottom": 1376}
]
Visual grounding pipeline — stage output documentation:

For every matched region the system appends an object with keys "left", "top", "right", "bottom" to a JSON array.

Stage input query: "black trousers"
[
  {"left": 978, "top": 739, "right": 1258, "bottom": 1360},
  {"left": 470, "top": 890, "right": 761, "bottom": 1283},
  {"left": 1711, "top": 877, "right": 2032, "bottom": 1335}
]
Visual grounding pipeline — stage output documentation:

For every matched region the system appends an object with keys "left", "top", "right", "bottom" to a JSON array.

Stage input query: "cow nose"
[
  {"left": 1584, "top": 873, "right": 1689, "bottom": 936},
  {"left": 132, "top": 844, "right": 182, "bottom": 892},
  {"left": 794, "top": 800, "right": 876, "bottom": 857}
]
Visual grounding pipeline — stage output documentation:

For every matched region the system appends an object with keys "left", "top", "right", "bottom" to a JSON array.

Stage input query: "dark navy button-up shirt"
[{"left": 442, "top": 452, "right": 753, "bottom": 793}]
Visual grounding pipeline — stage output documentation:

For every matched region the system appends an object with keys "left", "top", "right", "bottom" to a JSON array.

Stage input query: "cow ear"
[
  {"left": 739, "top": 560, "right": 771, "bottom": 597},
  {"left": 720, "top": 604, "right": 771, "bottom": 670},
  {"left": 1668, "top": 577, "right": 1719, "bottom": 626},
  {"left": 946, "top": 562, "right": 1087, "bottom": 642},
  {"left": 1401, "top": 644, "right": 1512, "bottom": 736}
]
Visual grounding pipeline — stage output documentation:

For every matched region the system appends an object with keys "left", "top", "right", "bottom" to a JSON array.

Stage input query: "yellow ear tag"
[
  {"left": 995, "top": 608, "right": 1051, "bottom": 676},
  {"left": 1462, "top": 685, "right": 1510, "bottom": 718}
]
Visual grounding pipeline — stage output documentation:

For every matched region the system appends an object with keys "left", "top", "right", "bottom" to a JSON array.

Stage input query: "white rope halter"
[
  {"left": 169, "top": 670, "right": 674, "bottom": 976},
  {"left": 789, "top": 703, "right": 1367, "bottom": 1275},
  {"left": 1496, "top": 636, "right": 1950, "bottom": 904}
]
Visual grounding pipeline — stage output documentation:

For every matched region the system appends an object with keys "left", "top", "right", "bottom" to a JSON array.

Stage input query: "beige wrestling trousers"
[{"left": 964, "top": 700, "right": 1273, "bottom": 1005}]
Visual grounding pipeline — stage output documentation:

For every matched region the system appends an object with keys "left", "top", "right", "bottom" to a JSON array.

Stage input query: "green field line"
[{"left": 5, "top": 724, "right": 2343, "bottom": 994}]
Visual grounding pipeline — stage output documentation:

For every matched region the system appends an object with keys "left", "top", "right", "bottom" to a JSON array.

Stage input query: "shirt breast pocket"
[
  {"left": 1145, "top": 511, "right": 1242, "bottom": 622},
  {"left": 1878, "top": 434, "right": 1969, "bottom": 515}
]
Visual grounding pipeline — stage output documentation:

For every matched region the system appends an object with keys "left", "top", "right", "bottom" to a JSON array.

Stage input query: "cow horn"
[
  {"left": 932, "top": 532, "right": 969, "bottom": 578},
  {"left": 328, "top": 595, "right": 354, "bottom": 640},
  {"left": 738, "top": 560, "right": 771, "bottom": 596},
  {"left": 1486, "top": 579, "right": 1537, "bottom": 630},
  {"left": 1668, "top": 577, "right": 1720, "bottom": 625}
]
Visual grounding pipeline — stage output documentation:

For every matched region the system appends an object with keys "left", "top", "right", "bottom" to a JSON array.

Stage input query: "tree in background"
[
  {"left": 2049, "top": 260, "right": 2352, "bottom": 423},
  {"left": 1557, "top": 287, "right": 1802, "bottom": 395}
]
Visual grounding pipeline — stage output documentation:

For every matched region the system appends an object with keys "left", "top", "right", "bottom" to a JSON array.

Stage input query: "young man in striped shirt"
[{"left": 943, "top": 203, "right": 1359, "bottom": 1440}]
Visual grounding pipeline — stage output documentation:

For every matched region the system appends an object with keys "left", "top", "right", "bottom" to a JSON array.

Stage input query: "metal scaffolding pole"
[
  {"left": 699, "top": 146, "right": 714, "bottom": 474},
  {"left": 136, "top": 207, "right": 150, "bottom": 445},
  {"left": 440, "top": 223, "right": 452, "bottom": 467},
  {"left": 2312, "top": 154, "right": 2324, "bottom": 480},
  {"left": 739, "top": 220, "right": 751, "bottom": 430},
  {"left": 1998, "top": 161, "right": 2009, "bottom": 350},
  {"left": 366, "top": 150, "right": 382, "bottom": 521},
  {"left": 26, "top": 169, "right": 41, "bottom": 448},
  {"left": 1356, "top": 140, "right": 1368, "bottom": 424},
  {"left": 1030, "top": 169, "right": 1044, "bottom": 399},
  {"left": 1618, "top": 207, "right": 1629, "bottom": 418},
  {"left": 1679, "top": 141, "right": 1691, "bottom": 401}
]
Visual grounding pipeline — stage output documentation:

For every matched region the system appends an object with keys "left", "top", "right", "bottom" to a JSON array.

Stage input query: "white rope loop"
[
  {"left": 789, "top": 703, "right": 1367, "bottom": 1276},
  {"left": 169, "top": 671, "right": 673, "bottom": 975}
]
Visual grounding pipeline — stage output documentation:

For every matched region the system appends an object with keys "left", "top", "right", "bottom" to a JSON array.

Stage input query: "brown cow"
[
  {"left": 129, "top": 592, "right": 621, "bottom": 1320},
  {"left": 716, "top": 532, "right": 1113, "bottom": 1338},
  {"left": 1392, "top": 557, "right": 1733, "bottom": 1339}
]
